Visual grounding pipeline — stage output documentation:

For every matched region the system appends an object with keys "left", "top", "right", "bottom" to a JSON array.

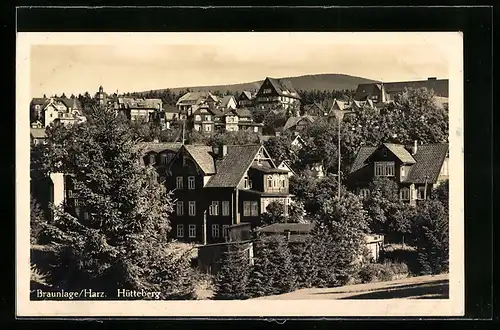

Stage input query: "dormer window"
[{"left": 243, "top": 176, "right": 252, "bottom": 189}]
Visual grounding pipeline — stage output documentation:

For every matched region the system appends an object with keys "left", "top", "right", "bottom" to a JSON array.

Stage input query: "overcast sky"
[{"left": 29, "top": 33, "right": 450, "bottom": 97}]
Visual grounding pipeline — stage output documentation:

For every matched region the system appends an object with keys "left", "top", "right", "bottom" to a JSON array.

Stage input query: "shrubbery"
[{"left": 358, "top": 262, "right": 409, "bottom": 284}]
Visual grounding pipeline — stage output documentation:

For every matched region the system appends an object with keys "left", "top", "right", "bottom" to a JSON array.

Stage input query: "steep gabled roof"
[
  {"left": 59, "top": 98, "right": 82, "bottom": 110},
  {"left": 283, "top": 115, "right": 315, "bottom": 131},
  {"left": 164, "top": 104, "right": 179, "bottom": 113},
  {"left": 382, "top": 143, "right": 417, "bottom": 164},
  {"left": 220, "top": 95, "right": 235, "bottom": 108},
  {"left": 264, "top": 77, "right": 301, "bottom": 100},
  {"left": 183, "top": 145, "right": 216, "bottom": 174},
  {"left": 303, "top": 102, "right": 325, "bottom": 115},
  {"left": 240, "top": 91, "right": 255, "bottom": 100},
  {"left": 404, "top": 144, "right": 449, "bottom": 184},
  {"left": 176, "top": 92, "right": 218, "bottom": 106},
  {"left": 31, "top": 98, "right": 48, "bottom": 106},
  {"left": 350, "top": 146, "right": 378, "bottom": 174},
  {"left": 236, "top": 107, "right": 252, "bottom": 118},
  {"left": 205, "top": 145, "right": 263, "bottom": 188}
]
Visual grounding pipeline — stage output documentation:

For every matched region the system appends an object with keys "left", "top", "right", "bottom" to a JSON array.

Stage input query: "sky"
[{"left": 29, "top": 33, "right": 451, "bottom": 98}]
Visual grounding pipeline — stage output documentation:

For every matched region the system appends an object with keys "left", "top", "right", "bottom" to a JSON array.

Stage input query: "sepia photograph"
[{"left": 17, "top": 31, "right": 464, "bottom": 317}]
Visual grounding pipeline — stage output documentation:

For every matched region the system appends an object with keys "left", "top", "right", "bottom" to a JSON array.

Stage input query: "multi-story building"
[
  {"left": 254, "top": 77, "right": 301, "bottom": 110},
  {"left": 219, "top": 95, "right": 238, "bottom": 110},
  {"left": 115, "top": 97, "right": 162, "bottom": 122},
  {"left": 164, "top": 143, "right": 292, "bottom": 244},
  {"left": 214, "top": 108, "right": 263, "bottom": 134},
  {"left": 30, "top": 97, "right": 86, "bottom": 128},
  {"left": 237, "top": 91, "right": 256, "bottom": 107},
  {"left": 176, "top": 92, "right": 219, "bottom": 116},
  {"left": 354, "top": 77, "right": 449, "bottom": 107},
  {"left": 347, "top": 141, "right": 449, "bottom": 205}
]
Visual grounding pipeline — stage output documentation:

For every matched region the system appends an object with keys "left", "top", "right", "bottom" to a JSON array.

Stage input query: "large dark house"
[
  {"left": 164, "top": 143, "right": 292, "bottom": 244},
  {"left": 353, "top": 78, "right": 449, "bottom": 105},
  {"left": 254, "top": 77, "right": 301, "bottom": 110},
  {"left": 347, "top": 141, "right": 449, "bottom": 205}
]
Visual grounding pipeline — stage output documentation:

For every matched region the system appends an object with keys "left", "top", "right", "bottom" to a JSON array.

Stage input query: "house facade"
[
  {"left": 348, "top": 141, "right": 449, "bottom": 205},
  {"left": 354, "top": 78, "right": 449, "bottom": 105},
  {"left": 176, "top": 92, "right": 219, "bottom": 116},
  {"left": 164, "top": 143, "right": 291, "bottom": 245},
  {"left": 237, "top": 91, "right": 256, "bottom": 107},
  {"left": 30, "top": 97, "right": 86, "bottom": 128},
  {"left": 115, "top": 97, "right": 162, "bottom": 122},
  {"left": 220, "top": 95, "right": 238, "bottom": 110},
  {"left": 254, "top": 77, "right": 301, "bottom": 110},
  {"left": 283, "top": 115, "right": 316, "bottom": 133}
]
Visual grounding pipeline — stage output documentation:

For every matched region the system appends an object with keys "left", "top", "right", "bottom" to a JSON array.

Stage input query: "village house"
[
  {"left": 254, "top": 77, "right": 301, "bottom": 110},
  {"left": 347, "top": 141, "right": 449, "bottom": 205},
  {"left": 139, "top": 142, "right": 183, "bottom": 181},
  {"left": 30, "top": 128, "right": 47, "bottom": 146},
  {"left": 164, "top": 143, "right": 292, "bottom": 245},
  {"left": 115, "top": 97, "right": 162, "bottom": 122},
  {"left": 176, "top": 91, "right": 219, "bottom": 116},
  {"left": 302, "top": 102, "right": 326, "bottom": 116},
  {"left": 354, "top": 77, "right": 449, "bottom": 106},
  {"left": 283, "top": 115, "right": 316, "bottom": 133},
  {"left": 237, "top": 91, "right": 256, "bottom": 108},
  {"left": 214, "top": 107, "right": 263, "bottom": 134},
  {"left": 94, "top": 85, "right": 118, "bottom": 107},
  {"left": 219, "top": 95, "right": 238, "bottom": 110},
  {"left": 30, "top": 97, "right": 86, "bottom": 128}
]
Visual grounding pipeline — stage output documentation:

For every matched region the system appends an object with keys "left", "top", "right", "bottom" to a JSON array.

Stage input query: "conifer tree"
[
  {"left": 214, "top": 245, "right": 251, "bottom": 300},
  {"left": 266, "top": 235, "right": 297, "bottom": 294},
  {"left": 40, "top": 105, "right": 196, "bottom": 299},
  {"left": 246, "top": 240, "right": 273, "bottom": 298}
]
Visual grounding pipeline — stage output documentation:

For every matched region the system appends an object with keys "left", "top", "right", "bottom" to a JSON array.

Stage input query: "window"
[
  {"left": 149, "top": 154, "right": 156, "bottom": 164},
  {"left": 188, "top": 201, "right": 196, "bottom": 216},
  {"left": 161, "top": 154, "right": 168, "bottom": 165},
  {"left": 188, "top": 176, "right": 195, "bottom": 190},
  {"left": 195, "top": 115, "right": 201, "bottom": 121},
  {"left": 440, "top": 160, "right": 449, "bottom": 176},
  {"left": 176, "top": 201, "right": 184, "bottom": 215},
  {"left": 243, "top": 176, "right": 252, "bottom": 189},
  {"left": 176, "top": 176, "right": 183, "bottom": 189},
  {"left": 359, "top": 188, "right": 370, "bottom": 199},
  {"left": 254, "top": 126, "right": 259, "bottom": 133},
  {"left": 417, "top": 187, "right": 426, "bottom": 200},
  {"left": 267, "top": 176, "right": 273, "bottom": 188},
  {"left": 177, "top": 224, "right": 184, "bottom": 238},
  {"left": 281, "top": 179, "right": 286, "bottom": 188},
  {"left": 400, "top": 188, "right": 410, "bottom": 201},
  {"left": 205, "top": 115, "right": 211, "bottom": 121},
  {"left": 209, "top": 201, "right": 219, "bottom": 216},
  {"left": 68, "top": 190, "right": 73, "bottom": 198},
  {"left": 83, "top": 212, "right": 89, "bottom": 220},
  {"left": 222, "top": 201, "right": 230, "bottom": 216},
  {"left": 212, "top": 224, "right": 220, "bottom": 238},
  {"left": 400, "top": 166, "right": 406, "bottom": 177},
  {"left": 243, "top": 201, "right": 251, "bottom": 216},
  {"left": 251, "top": 201, "right": 259, "bottom": 216},
  {"left": 74, "top": 199, "right": 79, "bottom": 207},
  {"left": 189, "top": 224, "right": 196, "bottom": 238},
  {"left": 205, "top": 125, "right": 212, "bottom": 132},
  {"left": 374, "top": 162, "right": 395, "bottom": 177},
  {"left": 222, "top": 225, "right": 229, "bottom": 238}
]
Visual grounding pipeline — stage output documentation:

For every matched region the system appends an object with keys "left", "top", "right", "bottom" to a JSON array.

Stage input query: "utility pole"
[
  {"left": 203, "top": 210, "right": 207, "bottom": 245},
  {"left": 424, "top": 175, "right": 429, "bottom": 200},
  {"left": 182, "top": 118, "right": 185, "bottom": 145},
  {"left": 337, "top": 117, "right": 341, "bottom": 199}
]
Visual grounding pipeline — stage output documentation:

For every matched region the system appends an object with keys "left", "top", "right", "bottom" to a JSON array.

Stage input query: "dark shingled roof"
[
  {"left": 383, "top": 143, "right": 417, "bottom": 164},
  {"left": 205, "top": 145, "right": 263, "bottom": 188},
  {"left": 164, "top": 104, "right": 179, "bottom": 113},
  {"left": 30, "top": 128, "right": 46, "bottom": 139},
  {"left": 350, "top": 143, "right": 449, "bottom": 184},
  {"left": 303, "top": 102, "right": 325, "bottom": 114},
  {"left": 404, "top": 144, "right": 449, "bottom": 184},
  {"left": 283, "top": 115, "right": 315, "bottom": 131},
  {"left": 265, "top": 77, "right": 301, "bottom": 100},
  {"left": 349, "top": 146, "right": 379, "bottom": 174},
  {"left": 250, "top": 164, "right": 289, "bottom": 174},
  {"left": 31, "top": 98, "right": 48, "bottom": 106}
]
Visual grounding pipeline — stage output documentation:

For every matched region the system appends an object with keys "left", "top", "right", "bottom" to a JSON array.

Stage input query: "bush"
[
  {"left": 213, "top": 246, "right": 251, "bottom": 300},
  {"left": 358, "top": 262, "right": 409, "bottom": 284}
]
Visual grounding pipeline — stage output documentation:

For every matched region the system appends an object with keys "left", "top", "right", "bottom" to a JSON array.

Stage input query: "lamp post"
[{"left": 332, "top": 108, "right": 355, "bottom": 198}]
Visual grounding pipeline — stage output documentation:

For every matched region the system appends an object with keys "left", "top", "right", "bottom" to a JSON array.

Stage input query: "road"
[{"left": 250, "top": 273, "right": 449, "bottom": 300}]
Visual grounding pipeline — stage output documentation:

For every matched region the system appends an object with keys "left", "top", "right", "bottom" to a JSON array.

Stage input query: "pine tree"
[
  {"left": 290, "top": 238, "right": 316, "bottom": 288},
  {"left": 214, "top": 245, "right": 251, "bottom": 300},
  {"left": 246, "top": 240, "right": 273, "bottom": 297},
  {"left": 413, "top": 200, "right": 449, "bottom": 275},
  {"left": 266, "top": 236, "right": 297, "bottom": 294},
  {"left": 40, "top": 105, "right": 196, "bottom": 299}
]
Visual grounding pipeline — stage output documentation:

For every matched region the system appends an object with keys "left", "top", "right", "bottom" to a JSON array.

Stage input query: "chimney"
[{"left": 411, "top": 140, "right": 418, "bottom": 155}]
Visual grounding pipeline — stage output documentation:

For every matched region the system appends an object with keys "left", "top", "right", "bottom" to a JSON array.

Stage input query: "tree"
[
  {"left": 214, "top": 245, "right": 251, "bottom": 300},
  {"left": 312, "top": 193, "right": 370, "bottom": 287},
  {"left": 247, "top": 236, "right": 296, "bottom": 297},
  {"left": 289, "top": 238, "right": 316, "bottom": 288},
  {"left": 413, "top": 200, "right": 449, "bottom": 275},
  {"left": 30, "top": 195, "right": 46, "bottom": 244},
  {"left": 207, "top": 130, "right": 260, "bottom": 146},
  {"left": 260, "top": 201, "right": 286, "bottom": 226},
  {"left": 263, "top": 133, "right": 299, "bottom": 165},
  {"left": 40, "top": 105, "right": 196, "bottom": 299},
  {"left": 432, "top": 179, "right": 449, "bottom": 210}
]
